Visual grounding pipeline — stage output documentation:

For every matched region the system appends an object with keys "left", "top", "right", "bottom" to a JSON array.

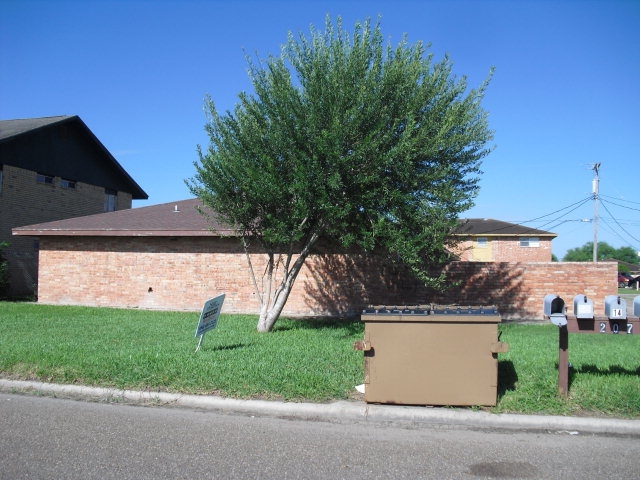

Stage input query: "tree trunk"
[
  {"left": 256, "top": 256, "right": 304, "bottom": 332},
  {"left": 253, "top": 229, "right": 321, "bottom": 332}
]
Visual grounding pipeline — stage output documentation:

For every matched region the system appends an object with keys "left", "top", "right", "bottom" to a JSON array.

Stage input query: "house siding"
[
  {"left": 1, "top": 164, "right": 132, "bottom": 295},
  {"left": 36, "top": 236, "right": 617, "bottom": 320},
  {"left": 455, "top": 237, "right": 553, "bottom": 262}
]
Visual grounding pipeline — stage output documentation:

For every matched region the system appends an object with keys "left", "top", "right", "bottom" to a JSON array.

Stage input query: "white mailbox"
[
  {"left": 573, "top": 294, "right": 594, "bottom": 319},
  {"left": 604, "top": 295, "right": 626, "bottom": 320}
]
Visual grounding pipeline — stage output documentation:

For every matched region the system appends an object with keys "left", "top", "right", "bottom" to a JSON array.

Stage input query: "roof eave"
[
  {"left": 453, "top": 233, "right": 558, "bottom": 238},
  {"left": 12, "top": 229, "right": 237, "bottom": 237},
  {"left": 72, "top": 117, "right": 149, "bottom": 200}
]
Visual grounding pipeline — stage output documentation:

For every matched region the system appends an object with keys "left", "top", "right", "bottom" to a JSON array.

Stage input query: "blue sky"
[{"left": 1, "top": 0, "right": 639, "bottom": 259}]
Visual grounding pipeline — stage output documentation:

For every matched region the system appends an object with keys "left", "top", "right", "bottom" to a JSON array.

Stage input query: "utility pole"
[{"left": 592, "top": 163, "right": 600, "bottom": 262}]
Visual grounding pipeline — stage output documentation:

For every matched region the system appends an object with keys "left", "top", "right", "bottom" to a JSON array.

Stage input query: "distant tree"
[
  {"left": 563, "top": 242, "right": 614, "bottom": 261},
  {"left": 614, "top": 246, "right": 640, "bottom": 266},
  {"left": 562, "top": 241, "right": 639, "bottom": 265},
  {"left": 188, "top": 16, "right": 494, "bottom": 332}
]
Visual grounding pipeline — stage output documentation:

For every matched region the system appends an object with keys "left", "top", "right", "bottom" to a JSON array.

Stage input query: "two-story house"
[
  {"left": 453, "top": 218, "right": 556, "bottom": 262},
  {"left": 0, "top": 115, "right": 147, "bottom": 296}
]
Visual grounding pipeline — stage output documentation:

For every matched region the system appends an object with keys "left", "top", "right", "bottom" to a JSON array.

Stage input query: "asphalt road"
[{"left": 1, "top": 393, "right": 638, "bottom": 480}]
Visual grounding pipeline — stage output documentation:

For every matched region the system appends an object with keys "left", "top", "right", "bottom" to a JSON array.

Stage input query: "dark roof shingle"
[
  {"left": 14, "top": 205, "right": 556, "bottom": 239},
  {"left": 455, "top": 218, "right": 556, "bottom": 237},
  {"left": 0, "top": 116, "right": 72, "bottom": 141},
  {"left": 13, "top": 199, "right": 234, "bottom": 237}
]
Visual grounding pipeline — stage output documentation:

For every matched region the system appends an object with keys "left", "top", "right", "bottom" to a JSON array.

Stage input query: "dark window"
[
  {"left": 60, "top": 178, "right": 76, "bottom": 189},
  {"left": 104, "top": 188, "right": 117, "bottom": 212},
  {"left": 37, "top": 172, "right": 55, "bottom": 185}
]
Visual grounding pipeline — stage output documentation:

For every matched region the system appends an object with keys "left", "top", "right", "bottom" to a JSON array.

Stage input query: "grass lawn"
[
  {"left": 1, "top": 303, "right": 639, "bottom": 418},
  {"left": 619, "top": 287, "right": 640, "bottom": 295}
]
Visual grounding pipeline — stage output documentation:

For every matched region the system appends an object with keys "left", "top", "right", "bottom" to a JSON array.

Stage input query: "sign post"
[{"left": 194, "top": 294, "right": 225, "bottom": 352}]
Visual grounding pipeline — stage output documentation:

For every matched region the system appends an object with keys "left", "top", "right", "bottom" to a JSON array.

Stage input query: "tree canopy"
[
  {"left": 563, "top": 242, "right": 640, "bottom": 267},
  {"left": 188, "top": 16, "right": 494, "bottom": 331}
]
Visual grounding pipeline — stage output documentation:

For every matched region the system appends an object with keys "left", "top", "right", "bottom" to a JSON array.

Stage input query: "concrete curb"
[{"left": 2, "top": 379, "right": 639, "bottom": 436}]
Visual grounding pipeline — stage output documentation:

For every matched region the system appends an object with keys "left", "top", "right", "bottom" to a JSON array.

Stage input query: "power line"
[
  {"left": 517, "top": 196, "right": 594, "bottom": 225},
  {"left": 598, "top": 195, "right": 640, "bottom": 213},
  {"left": 529, "top": 166, "right": 639, "bottom": 256},
  {"left": 464, "top": 171, "right": 639, "bottom": 252},
  {"left": 599, "top": 197, "right": 640, "bottom": 249},
  {"left": 600, "top": 194, "right": 640, "bottom": 207},
  {"left": 467, "top": 196, "right": 594, "bottom": 236},
  {"left": 534, "top": 198, "right": 593, "bottom": 231},
  {"left": 545, "top": 218, "right": 591, "bottom": 232}
]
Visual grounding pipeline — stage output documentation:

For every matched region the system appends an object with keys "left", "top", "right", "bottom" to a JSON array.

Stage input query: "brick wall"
[
  {"left": 1, "top": 164, "right": 133, "bottom": 295},
  {"left": 434, "top": 261, "right": 617, "bottom": 319},
  {"left": 36, "top": 236, "right": 618, "bottom": 320}
]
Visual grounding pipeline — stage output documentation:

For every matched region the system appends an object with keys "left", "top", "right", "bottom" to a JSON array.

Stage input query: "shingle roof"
[
  {"left": 14, "top": 204, "right": 556, "bottom": 239},
  {"left": 13, "top": 199, "right": 235, "bottom": 237},
  {"left": 0, "top": 115, "right": 72, "bottom": 141},
  {"left": 455, "top": 218, "right": 556, "bottom": 237}
]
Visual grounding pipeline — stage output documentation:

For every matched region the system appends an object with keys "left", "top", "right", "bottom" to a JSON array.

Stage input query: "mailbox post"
[{"left": 543, "top": 295, "right": 569, "bottom": 396}]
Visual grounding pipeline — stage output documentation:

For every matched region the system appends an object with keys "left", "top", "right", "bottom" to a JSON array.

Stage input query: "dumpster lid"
[{"left": 361, "top": 305, "right": 501, "bottom": 323}]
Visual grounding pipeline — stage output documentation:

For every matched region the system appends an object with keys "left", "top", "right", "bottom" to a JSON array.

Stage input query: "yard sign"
[{"left": 194, "top": 294, "right": 225, "bottom": 351}]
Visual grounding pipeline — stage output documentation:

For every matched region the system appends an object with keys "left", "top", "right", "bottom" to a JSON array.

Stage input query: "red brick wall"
[
  {"left": 434, "top": 261, "right": 617, "bottom": 319},
  {"left": 36, "top": 236, "right": 618, "bottom": 320}
]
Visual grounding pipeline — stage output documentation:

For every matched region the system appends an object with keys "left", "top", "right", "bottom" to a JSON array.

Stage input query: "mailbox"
[
  {"left": 604, "top": 295, "right": 627, "bottom": 319},
  {"left": 573, "top": 294, "right": 594, "bottom": 319},
  {"left": 634, "top": 296, "right": 640, "bottom": 317},
  {"left": 544, "top": 294, "right": 567, "bottom": 326}
]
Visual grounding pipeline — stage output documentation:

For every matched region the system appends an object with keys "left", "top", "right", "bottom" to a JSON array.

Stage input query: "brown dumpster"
[{"left": 355, "top": 306, "right": 508, "bottom": 406}]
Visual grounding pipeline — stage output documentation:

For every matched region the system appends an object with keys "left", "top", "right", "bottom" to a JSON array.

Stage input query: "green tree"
[
  {"left": 614, "top": 246, "right": 640, "bottom": 266},
  {"left": 562, "top": 241, "right": 639, "bottom": 265},
  {"left": 563, "top": 242, "right": 615, "bottom": 261},
  {"left": 188, "top": 16, "right": 494, "bottom": 332}
]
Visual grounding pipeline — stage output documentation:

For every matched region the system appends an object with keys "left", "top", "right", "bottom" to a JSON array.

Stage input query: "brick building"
[
  {"left": 453, "top": 218, "right": 556, "bottom": 262},
  {"left": 14, "top": 199, "right": 617, "bottom": 319},
  {"left": 0, "top": 115, "right": 147, "bottom": 296}
]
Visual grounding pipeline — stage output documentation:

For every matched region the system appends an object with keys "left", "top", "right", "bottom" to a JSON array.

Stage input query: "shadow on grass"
[
  {"left": 556, "top": 363, "right": 640, "bottom": 390},
  {"left": 208, "top": 342, "right": 253, "bottom": 352},
  {"left": 572, "top": 364, "right": 640, "bottom": 377},
  {"left": 274, "top": 317, "right": 364, "bottom": 336},
  {"left": 497, "top": 360, "right": 518, "bottom": 399}
]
